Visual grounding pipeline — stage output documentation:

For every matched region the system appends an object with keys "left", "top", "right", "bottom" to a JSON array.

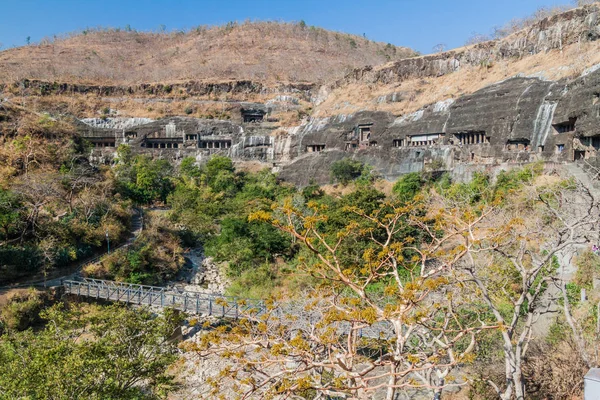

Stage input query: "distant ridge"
[{"left": 0, "top": 21, "right": 416, "bottom": 85}]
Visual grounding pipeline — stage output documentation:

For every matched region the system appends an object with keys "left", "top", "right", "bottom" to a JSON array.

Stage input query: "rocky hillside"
[
  {"left": 0, "top": 21, "right": 415, "bottom": 85},
  {"left": 314, "top": 3, "right": 600, "bottom": 117}
]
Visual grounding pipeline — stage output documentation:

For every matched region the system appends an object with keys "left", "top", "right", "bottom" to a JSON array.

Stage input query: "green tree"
[
  {"left": 330, "top": 158, "right": 366, "bottom": 185},
  {"left": 0, "top": 303, "right": 182, "bottom": 399},
  {"left": 0, "top": 189, "right": 22, "bottom": 241},
  {"left": 392, "top": 172, "right": 422, "bottom": 202}
]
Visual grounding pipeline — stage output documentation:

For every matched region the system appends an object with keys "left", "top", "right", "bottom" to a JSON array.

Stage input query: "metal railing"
[
  {"left": 64, "top": 277, "right": 394, "bottom": 339},
  {"left": 63, "top": 278, "right": 265, "bottom": 318}
]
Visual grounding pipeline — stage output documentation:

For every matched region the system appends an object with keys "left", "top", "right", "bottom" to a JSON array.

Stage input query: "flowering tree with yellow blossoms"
[{"left": 188, "top": 195, "right": 497, "bottom": 399}]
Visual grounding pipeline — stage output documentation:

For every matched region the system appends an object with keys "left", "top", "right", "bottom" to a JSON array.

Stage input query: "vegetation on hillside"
[
  {"left": 0, "top": 21, "right": 416, "bottom": 85},
  {"left": 0, "top": 145, "right": 597, "bottom": 399},
  {"left": 0, "top": 106, "right": 132, "bottom": 284},
  {"left": 184, "top": 163, "right": 598, "bottom": 400},
  {"left": 0, "top": 302, "right": 182, "bottom": 399}
]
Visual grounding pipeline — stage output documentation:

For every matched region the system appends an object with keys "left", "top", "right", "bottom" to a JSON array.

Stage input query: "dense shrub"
[
  {"left": 0, "top": 303, "right": 182, "bottom": 398},
  {"left": 0, "top": 246, "right": 42, "bottom": 283},
  {"left": 392, "top": 172, "right": 422, "bottom": 202},
  {"left": 0, "top": 289, "right": 48, "bottom": 332},
  {"left": 83, "top": 213, "right": 184, "bottom": 285},
  {"left": 330, "top": 158, "right": 368, "bottom": 185}
]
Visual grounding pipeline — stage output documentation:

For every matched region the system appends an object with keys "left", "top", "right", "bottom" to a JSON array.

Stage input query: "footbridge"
[
  {"left": 63, "top": 278, "right": 392, "bottom": 338},
  {"left": 63, "top": 278, "right": 265, "bottom": 319}
]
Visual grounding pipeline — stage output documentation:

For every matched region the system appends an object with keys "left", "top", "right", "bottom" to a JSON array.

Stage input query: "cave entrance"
[
  {"left": 200, "top": 140, "right": 232, "bottom": 149},
  {"left": 344, "top": 141, "right": 358, "bottom": 151},
  {"left": 553, "top": 118, "right": 577, "bottom": 134},
  {"left": 307, "top": 144, "right": 326, "bottom": 152},
  {"left": 357, "top": 124, "right": 372, "bottom": 142},
  {"left": 408, "top": 133, "right": 443, "bottom": 147},
  {"left": 580, "top": 135, "right": 600, "bottom": 150},
  {"left": 392, "top": 139, "right": 404, "bottom": 147},
  {"left": 241, "top": 109, "right": 266, "bottom": 123},
  {"left": 505, "top": 139, "right": 530, "bottom": 151},
  {"left": 455, "top": 131, "right": 488, "bottom": 145},
  {"left": 91, "top": 139, "right": 116, "bottom": 148}
]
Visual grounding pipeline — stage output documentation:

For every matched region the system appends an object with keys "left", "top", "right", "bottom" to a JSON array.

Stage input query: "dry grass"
[
  {"left": 320, "top": 179, "right": 395, "bottom": 197},
  {"left": 315, "top": 39, "right": 600, "bottom": 118},
  {"left": 0, "top": 21, "right": 415, "bottom": 86},
  {"left": 8, "top": 92, "right": 313, "bottom": 122},
  {"left": 0, "top": 289, "right": 32, "bottom": 307}
]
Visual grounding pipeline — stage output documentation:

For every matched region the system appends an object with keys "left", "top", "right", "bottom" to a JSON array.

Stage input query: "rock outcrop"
[
  {"left": 2, "top": 79, "right": 315, "bottom": 99},
  {"left": 334, "top": 4, "right": 600, "bottom": 88},
  {"left": 68, "top": 4, "right": 600, "bottom": 186}
]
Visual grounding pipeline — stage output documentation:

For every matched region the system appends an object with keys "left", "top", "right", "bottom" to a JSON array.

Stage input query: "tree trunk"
[
  {"left": 385, "top": 365, "right": 397, "bottom": 400},
  {"left": 513, "top": 370, "right": 525, "bottom": 400}
]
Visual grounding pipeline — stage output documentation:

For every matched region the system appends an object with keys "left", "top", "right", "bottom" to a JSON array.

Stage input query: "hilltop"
[
  {"left": 0, "top": 21, "right": 416, "bottom": 86},
  {"left": 314, "top": 3, "right": 600, "bottom": 117}
]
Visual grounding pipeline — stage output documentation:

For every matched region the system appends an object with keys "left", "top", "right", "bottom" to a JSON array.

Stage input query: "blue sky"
[{"left": 0, "top": 0, "right": 569, "bottom": 54}]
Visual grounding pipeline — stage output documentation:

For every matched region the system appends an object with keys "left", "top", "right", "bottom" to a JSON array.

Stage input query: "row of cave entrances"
[
  {"left": 308, "top": 117, "right": 583, "bottom": 153},
  {"left": 390, "top": 132, "right": 488, "bottom": 148},
  {"left": 575, "top": 136, "right": 600, "bottom": 160},
  {"left": 90, "top": 139, "right": 233, "bottom": 149},
  {"left": 141, "top": 139, "right": 233, "bottom": 149}
]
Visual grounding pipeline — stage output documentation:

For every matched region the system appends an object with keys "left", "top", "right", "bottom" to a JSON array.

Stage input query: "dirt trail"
[{"left": 0, "top": 208, "right": 144, "bottom": 292}]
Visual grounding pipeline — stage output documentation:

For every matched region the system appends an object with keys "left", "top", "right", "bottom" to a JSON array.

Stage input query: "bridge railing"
[
  {"left": 63, "top": 278, "right": 266, "bottom": 318},
  {"left": 63, "top": 279, "right": 392, "bottom": 338}
]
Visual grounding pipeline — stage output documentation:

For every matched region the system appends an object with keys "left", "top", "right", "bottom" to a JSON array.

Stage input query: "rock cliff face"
[
  {"left": 2, "top": 79, "right": 315, "bottom": 99},
  {"left": 72, "top": 5, "right": 600, "bottom": 186},
  {"left": 334, "top": 4, "right": 600, "bottom": 89},
  {"left": 278, "top": 65, "right": 600, "bottom": 185},
  {"left": 79, "top": 64, "right": 600, "bottom": 185}
]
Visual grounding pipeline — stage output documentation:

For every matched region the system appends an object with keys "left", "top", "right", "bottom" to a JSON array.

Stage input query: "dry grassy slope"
[
  {"left": 0, "top": 22, "right": 416, "bottom": 85},
  {"left": 314, "top": 40, "right": 600, "bottom": 117},
  {"left": 314, "top": 3, "right": 600, "bottom": 117}
]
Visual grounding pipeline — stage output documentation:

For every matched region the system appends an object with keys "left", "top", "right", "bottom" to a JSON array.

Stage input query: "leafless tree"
[
  {"left": 432, "top": 43, "right": 447, "bottom": 53},
  {"left": 439, "top": 180, "right": 598, "bottom": 399}
]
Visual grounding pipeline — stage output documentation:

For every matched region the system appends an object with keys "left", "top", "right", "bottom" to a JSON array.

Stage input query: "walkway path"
[
  {"left": 63, "top": 277, "right": 393, "bottom": 339},
  {"left": 0, "top": 208, "right": 144, "bottom": 291}
]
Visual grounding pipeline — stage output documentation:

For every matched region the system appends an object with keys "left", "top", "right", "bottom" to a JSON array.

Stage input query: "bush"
[
  {"left": 392, "top": 173, "right": 422, "bottom": 202},
  {"left": 226, "top": 263, "right": 280, "bottom": 298},
  {"left": 573, "top": 250, "right": 600, "bottom": 289},
  {"left": 330, "top": 158, "right": 366, "bottom": 185},
  {"left": 0, "top": 289, "right": 48, "bottom": 332},
  {"left": 0, "top": 246, "right": 42, "bottom": 284}
]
